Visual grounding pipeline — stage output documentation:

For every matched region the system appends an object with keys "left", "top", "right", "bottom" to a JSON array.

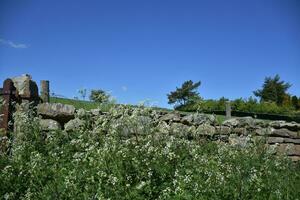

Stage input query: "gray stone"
[
  {"left": 181, "top": 114, "right": 194, "bottom": 125},
  {"left": 181, "top": 113, "right": 216, "bottom": 125},
  {"left": 274, "top": 144, "right": 300, "bottom": 156},
  {"left": 216, "top": 126, "right": 232, "bottom": 135},
  {"left": 269, "top": 121, "right": 300, "bottom": 131},
  {"left": 37, "top": 103, "right": 75, "bottom": 123},
  {"left": 196, "top": 123, "right": 216, "bottom": 136},
  {"left": 12, "top": 74, "right": 31, "bottom": 98},
  {"left": 12, "top": 74, "right": 38, "bottom": 99},
  {"left": 64, "top": 118, "right": 85, "bottom": 131},
  {"left": 283, "top": 138, "right": 300, "bottom": 144},
  {"left": 170, "top": 123, "right": 190, "bottom": 137},
  {"left": 193, "top": 113, "right": 216, "bottom": 125},
  {"left": 289, "top": 156, "right": 300, "bottom": 162},
  {"left": 253, "top": 119, "right": 268, "bottom": 128},
  {"left": 267, "top": 137, "right": 284, "bottom": 144},
  {"left": 238, "top": 117, "right": 255, "bottom": 127},
  {"left": 255, "top": 127, "right": 272, "bottom": 136},
  {"left": 232, "top": 127, "right": 246, "bottom": 135},
  {"left": 222, "top": 118, "right": 239, "bottom": 127},
  {"left": 39, "top": 119, "right": 61, "bottom": 131},
  {"left": 270, "top": 128, "right": 300, "bottom": 139},
  {"left": 160, "top": 113, "right": 181, "bottom": 122}
]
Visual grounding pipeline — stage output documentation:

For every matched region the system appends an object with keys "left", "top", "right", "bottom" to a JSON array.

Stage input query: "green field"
[{"left": 50, "top": 97, "right": 100, "bottom": 110}]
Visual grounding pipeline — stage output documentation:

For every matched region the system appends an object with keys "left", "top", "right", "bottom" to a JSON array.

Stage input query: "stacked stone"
[{"left": 35, "top": 104, "right": 300, "bottom": 161}]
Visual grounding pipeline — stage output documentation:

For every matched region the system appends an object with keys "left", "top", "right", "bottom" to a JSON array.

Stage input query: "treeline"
[
  {"left": 167, "top": 75, "right": 300, "bottom": 117},
  {"left": 178, "top": 97, "right": 299, "bottom": 115}
]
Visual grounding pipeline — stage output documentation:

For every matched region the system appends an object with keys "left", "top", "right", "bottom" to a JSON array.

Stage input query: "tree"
[
  {"left": 167, "top": 80, "right": 201, "bottom": 107},
  {"left": 89, "top": 89, "right": 110, "bottom": 103},
  {"left": 291, "top": 96, "right": 300, "bottom": 110},
  {"left": 253, "top": 74, "right": 291, "bottom": 106},
  {"left": 78, "top": 88, "right": 87, "bottom": 100}
]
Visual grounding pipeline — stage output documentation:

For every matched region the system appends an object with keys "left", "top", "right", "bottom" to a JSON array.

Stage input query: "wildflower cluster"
[{"left": 0, "top": 105, "right": 299, "bottom": 199}]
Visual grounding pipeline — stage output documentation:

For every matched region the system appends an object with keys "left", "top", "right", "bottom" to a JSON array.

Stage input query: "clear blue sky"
[{"left": 0, "top": 0, "right": 299, "bottom": 108}]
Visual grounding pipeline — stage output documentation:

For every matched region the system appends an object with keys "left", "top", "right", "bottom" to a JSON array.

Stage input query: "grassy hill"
[{"left": 50, "top": 97, "right": 174, "bottom": 113}]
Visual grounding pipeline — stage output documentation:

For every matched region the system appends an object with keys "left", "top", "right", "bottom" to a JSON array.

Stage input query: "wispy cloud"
[
  {"left": 0, "top": 38, "right": 29, "bottom": 49},
  {"left": 121, "top": 86, "right": 128, "bottom": 92}
]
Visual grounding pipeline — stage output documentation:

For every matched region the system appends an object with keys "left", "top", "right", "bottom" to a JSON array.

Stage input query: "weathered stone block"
[
  {"left": 194, "top": 114, "right": 216, "bottom": 125},
  {"left": 283, "top": 138, "right": 300, "bottom": 144},
  {"left": 39, "top": 119, "right": 61, "bottom": 131},
  {"left": 170, "top": 123, "right": 190, "bottom": 137},
  {"left": 270, "top": 128, "right": 300, "bottom": 139},
  {"left": 64, "top": 118, "right": 85, "bottom": 132},
  {"left": 222, "top": 118, "right": 239, "bottom": 127},
  {"left": 238, "top": 117, "right": 255, "bottom": 127},
  {"left": 160, "top": 113, "right": 181, "bottom": 122},
  {"left": 275, "top": 144, "right": 300, "bottom": 156},
  {"left": 267, "top": 137, "right": 284, "bottom": 144},
  {"left": 233, "top": 128, "right": 246, "bottom": 135},
  {"left": 255, "top": 127, "right": 272, "bottom": 136},
  {"left": 181, "top": 114, "right": 193, "bottom": 125},
  {"left": 12, "top": 74, "right": 39, "bottom": 99},
  {"left": 216, "top": 126, "right": 232, "bottom": 135},
  {"left": 269, "top": 121, "right": 300, "bottom": 131},
  {"left": 37, "top": 103, "right": 75, "bottom": 123},
  {"left": 181, "top": 113, "right": 216, "bottom": 126},
  {"left": 289, "top": 156, "right": 300, "bottom": 162},
  {"left": 196, "top": 123, "right": 216, "bottom": 136}
]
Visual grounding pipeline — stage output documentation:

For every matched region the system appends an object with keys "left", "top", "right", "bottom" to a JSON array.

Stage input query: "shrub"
[
  {"left": 89, "top": 89, "right": 111, "bottom": 104},
  {"left": 179, "top": 97, "right": 299, "bottom": 117},
  {"left": 1, "top": 106, "right": 300, "bottom": 199}
]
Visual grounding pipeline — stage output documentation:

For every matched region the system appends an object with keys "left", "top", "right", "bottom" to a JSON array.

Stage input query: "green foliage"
[
  {"left": 291, "top": 96, "right": 300, "bottom": 110},
  {"left": 178, "top": 96, "right": 299, "bottom": 118},
  {"left": 253, "top": 74, "right": 291, "bottom": 106},
  {"left": 89, "top": 89, "right": 111, "bottom": 103},
  {"left": 1, "top": 106, "right": 300, "bottom": 199},
  {"left": 167, "top": 80, "right": 201, "bottom": 107}
]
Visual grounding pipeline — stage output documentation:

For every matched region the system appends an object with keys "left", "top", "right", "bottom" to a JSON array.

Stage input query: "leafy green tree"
[
  {"left": 78, "top": 88, "right": 87, "bottom": 100},
  {"left": 167, "top": 80, "right": 201, "bottom": 107},
  {"left": 291, "top": 96, "right": 299, "bottom": 110},
  {"left": 253, "top": 74, "right": 291, "bottom": 106},
  {"left": 89, "top": 89, "right": 110, "bottom": 103}
]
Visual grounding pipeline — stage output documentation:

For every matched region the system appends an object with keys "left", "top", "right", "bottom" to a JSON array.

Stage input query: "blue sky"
[{"left": 0, "top": 0, "right": 299, "bottom": 108}]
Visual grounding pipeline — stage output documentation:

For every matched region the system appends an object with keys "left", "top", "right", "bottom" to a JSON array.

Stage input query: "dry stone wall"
[
  {"left": 1, "top": 74, "right": 300, "bottom": 162},
  {"left": 35, "top": 102, "right": 300, "bottom": 162}
]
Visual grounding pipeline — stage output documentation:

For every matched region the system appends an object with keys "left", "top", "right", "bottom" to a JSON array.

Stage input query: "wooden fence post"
[
  {"left": 0, "top": 79, "right": 17, "bottom": 132},
  {"left": 226, "top": 101, "right": 231, "bottom": 119}
]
